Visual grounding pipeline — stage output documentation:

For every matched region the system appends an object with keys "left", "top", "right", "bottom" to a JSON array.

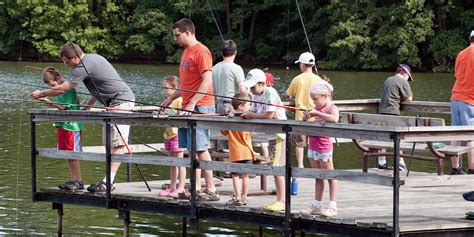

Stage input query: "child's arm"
[
  {"left": 304, "top": 105, "right": 339, "bottom": 123},
  {"left": 38, "top": 97, "right": 67, "bottom": 110},
  {"left": 221, "top": 130, "right": 229, "bottom": 135}
]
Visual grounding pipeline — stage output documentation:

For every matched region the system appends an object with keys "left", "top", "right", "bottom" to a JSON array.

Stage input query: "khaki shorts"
[
  {"left": 269, "top": 135, "right": 286, "bottom": 167},
  {"left": 102, "top": 102, "right": 134, "bottom": 147},
  {"left": 291, "top": 134, "right": 307, "bottom": 147}
]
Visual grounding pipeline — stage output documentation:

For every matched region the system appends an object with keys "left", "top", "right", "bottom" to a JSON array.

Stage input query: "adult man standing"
[
  {"left": 286, "top": 52, "right": 321, "bottom": 168},
  {"left": 377, "top": 64, "right": 413, "bottom": 171},
  {"left": 212, "top": 39, "right": 247, "bottom": 153},
  {"left": 212, "top": 39, "right": 247, "bottom": 114},
  {"left": 31, "top": 43, "right": 135, "bottom": 192},
  {"left": 161, "top": 18, "right": 219, "bottom": 201},
  {"left": 450, "top": 30, "right": 474, "bottom": 175}
]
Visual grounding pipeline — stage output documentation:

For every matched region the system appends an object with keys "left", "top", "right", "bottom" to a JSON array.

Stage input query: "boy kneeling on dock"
[
  {"left": 241, "top": 69, "right": 287, "bottom": 212},
  {"left": 221, "top": 93, "right": 256, "bottom": 206}
]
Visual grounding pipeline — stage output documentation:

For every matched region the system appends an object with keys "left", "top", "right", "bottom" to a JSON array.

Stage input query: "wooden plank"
[
  {"left": 82, "top": 143, "right": 165, "bottom": 153},
  {"left": 292, "top": 168, "right": 395, "bottom": 187},
  {"left": 340, "top": 112, "right": 445, "bottom": 127},
  {"left": 360, "top": 141, "right": 473, "bottom": 156},
  {"left": 37, "top": 149, "right": 192, "bottom": 167},
  {"left": 199, "top": 160, "right": 285, "bottom": 176}
]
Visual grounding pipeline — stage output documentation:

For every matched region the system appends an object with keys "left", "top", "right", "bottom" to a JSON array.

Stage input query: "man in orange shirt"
[
  {"left": 161, "top": 18, "right": 218, "bottom": 201},
  {"left": 450, "top": 30, "right": 474, "bottom": 175}
]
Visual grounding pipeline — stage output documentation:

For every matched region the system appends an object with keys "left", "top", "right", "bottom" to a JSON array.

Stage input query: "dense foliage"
[{"left": 0, "top": 0, "right": 473, "bottom": 72}]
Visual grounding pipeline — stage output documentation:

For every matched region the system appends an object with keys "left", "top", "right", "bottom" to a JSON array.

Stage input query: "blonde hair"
[{"left": 42, "top": 67, "right": 61, "bottom": 84}]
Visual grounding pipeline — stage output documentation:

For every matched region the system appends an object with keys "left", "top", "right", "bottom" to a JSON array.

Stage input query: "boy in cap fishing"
[{"left": 241, "top": 68, "right": 287, "bottom": 212}]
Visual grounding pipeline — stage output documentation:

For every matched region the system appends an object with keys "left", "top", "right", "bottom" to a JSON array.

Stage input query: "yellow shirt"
[
  {"left": 286, "top": 72, "right": 321, "bottom": 120},
  {"left": 163, "top": 97, "right": 183, "bottom": 140}
]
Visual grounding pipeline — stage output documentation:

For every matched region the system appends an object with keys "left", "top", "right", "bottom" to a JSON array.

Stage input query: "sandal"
[
  {"left": 226, "top": 197, "right": 243, "bottom": 206},
  {"left": 197, "top": 189, "right": 220, "bottom": 201}
]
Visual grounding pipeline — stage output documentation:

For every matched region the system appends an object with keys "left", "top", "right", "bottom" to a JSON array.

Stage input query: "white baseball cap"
[
  {"left": 294, "top": 52, "right": 315, "bottom": 65},
  {"left": 243, "top": 69, "right": 266, "bottom": 88},
  {"left": 471, "top": 30, "right": 474, "bottom": 38}
]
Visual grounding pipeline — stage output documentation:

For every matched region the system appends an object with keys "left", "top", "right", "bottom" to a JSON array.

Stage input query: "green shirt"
[{"left": 54, "top": 88, "right": 84, "bottom": 131}]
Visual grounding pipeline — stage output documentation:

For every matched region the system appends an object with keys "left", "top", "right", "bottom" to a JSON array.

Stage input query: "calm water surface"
[{"left": 0, "top": 61, "right": 455, "bottom": 235}]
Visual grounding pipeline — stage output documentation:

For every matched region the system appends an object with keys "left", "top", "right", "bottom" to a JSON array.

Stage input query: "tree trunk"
[
  {"left": 224, "top": 0, "right": 231, "bottom": 33},
  {"left": 246, "top": 11, "right": 257, "bottom": 59}
]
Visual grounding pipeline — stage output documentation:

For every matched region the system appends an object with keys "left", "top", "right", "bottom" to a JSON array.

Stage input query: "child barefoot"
[
  {"left": 159, "top": 76, "right": 186, "bottom": 198},
  {"left": 302, "top": 81, "right": 339, "bottom": 217},
  {"left": 221, "top": 93, "right": 255, "bottom": 206}
]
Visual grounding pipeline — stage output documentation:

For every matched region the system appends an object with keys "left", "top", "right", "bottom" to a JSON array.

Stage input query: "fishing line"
[
  {"left": 206, "top": 0, "right": 225, "bottom": 42},
  {"left": 295, "top": 0, "right": 319, "bottom": 75}
]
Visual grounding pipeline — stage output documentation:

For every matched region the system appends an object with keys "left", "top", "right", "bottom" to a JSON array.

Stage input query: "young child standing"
[
  {"left": 35, "top": 67, "right": 84, "bottom": 191},
  {"left": 159, "top": 75, "right": 186, "bottom": 198},
  {"left": 221, "top": 93, "right": 256, "bottom": 206},
  {"left": 302, "top": 81, "right": 339, "bottom": 217},
  {"left": 241, "top": 69, "right": 287, "bottom": 212}
]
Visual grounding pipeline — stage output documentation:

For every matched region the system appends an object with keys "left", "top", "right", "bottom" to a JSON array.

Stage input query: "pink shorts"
[{"left": 165, "top": 136, "right": 184, "bottom": 152}]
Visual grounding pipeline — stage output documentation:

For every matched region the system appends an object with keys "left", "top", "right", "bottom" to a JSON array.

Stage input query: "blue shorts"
[
  {"left": 178, "top": 105, "right": 215, "bottom": 152},
  {"left": 451, "top": 100, "right": 474, "bottom": 126},
  {"left": 308, "top": 148, "right": 333, "bottom": 162}
]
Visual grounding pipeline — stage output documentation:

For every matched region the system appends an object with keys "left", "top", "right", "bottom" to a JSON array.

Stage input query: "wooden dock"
[
  {"left": 39, "top": 170, "right": 474, "bottom": 236},
  {"left": 27, "top": 100, "right": 474, "bottom": 237}
]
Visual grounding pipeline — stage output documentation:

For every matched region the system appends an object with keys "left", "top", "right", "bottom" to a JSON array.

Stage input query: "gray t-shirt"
[
  {"left": 378, "top": 75, "right": 412, "bottom": 115},
  {"left": 212, "top": 61, "right": 245, "bottom": 102},
  {"left": 69, "top": 54, "right": 134, "bottom": 106}
]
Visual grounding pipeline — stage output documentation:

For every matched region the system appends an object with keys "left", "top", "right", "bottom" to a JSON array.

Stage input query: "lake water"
[{"left": 0, "top": 61, "right": 455, "bottom": 235}]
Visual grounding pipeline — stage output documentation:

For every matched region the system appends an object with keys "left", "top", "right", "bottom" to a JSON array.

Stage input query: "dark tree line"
[{"left": 0, "top": 0, "right": 473, "bottom": 72}]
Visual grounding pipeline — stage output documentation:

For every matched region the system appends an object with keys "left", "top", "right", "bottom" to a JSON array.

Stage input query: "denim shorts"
[
  {"left": 178, "top": 104, "right": 215, "bottom": 151},
  {"left": 451, "top": 100, "right": 474, "bottom": 126}
]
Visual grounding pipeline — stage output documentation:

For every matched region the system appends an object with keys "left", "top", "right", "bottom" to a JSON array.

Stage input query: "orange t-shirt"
[
  {"left": 179, "top": 42, "right": 215, "bottom": 107},
  {"left": 451, "top": 45, "right": 474, "bottom": 105},
  {"left": 220, "top": 130, "right": 255, "bottom": 162}
]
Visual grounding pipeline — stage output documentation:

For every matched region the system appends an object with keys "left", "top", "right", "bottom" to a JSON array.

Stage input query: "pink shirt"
[{"left": 308, "top": 104, "right": 334, "bottom": 152}]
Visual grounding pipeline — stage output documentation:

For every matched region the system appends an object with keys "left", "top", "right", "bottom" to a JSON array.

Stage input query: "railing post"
[
  {"left": 189, "top": 121, "right": 199, "bottom": 228},
  {"left": 392, "top": 133, "right": 400, "bottom": 237},
  {"left": 30, "top": 115, "right": 37, "bottom": 201},
  {"left": 283, "top": 125, "right": 292, "bottom": 236},
  {"left": 105, "top": 119, "right": 112, "bottom": 208}
]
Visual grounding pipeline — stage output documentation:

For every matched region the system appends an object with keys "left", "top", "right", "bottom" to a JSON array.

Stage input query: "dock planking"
[{"left": 41, "top": 169, "right": 474, "bottom": 233}]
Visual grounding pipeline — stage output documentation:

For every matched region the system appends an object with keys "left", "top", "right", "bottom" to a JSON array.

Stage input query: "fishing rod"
[
  {"left": 206, "top": 0, "right": 225, "bottom": 42},
  {"left": 295, "top": 0, "right": 319, "bottom": 76}
]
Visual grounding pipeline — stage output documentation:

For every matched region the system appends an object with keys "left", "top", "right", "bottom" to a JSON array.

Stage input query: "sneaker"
[
  {"left": 377, "top": 163, "right": 394, "bottom": 170},
  {"left": 264, "top": 201, "right": 285, "bottom": 212},
  {"left": 66, "top": 180, "right": 84, "bottom": 190},
  {"left": 58, "top": 180, "right": 74, "bottom": 190},
  {"left": 263, "top": 200, "right": 277, "bottom": 209},
  {"left": 321, "top": 207, "right": 337, "bottom": 217},
  {"left": 301, "top": 206, "right": 322, "bottom": 215},
  {"left": 399, "top": 163, "right": 407, "bottom": 172},
  {"left": 451, "top": 167, "right": 467, "bottom": 175},
  {"left": 87, "top": 181, "right": 115, "bottom": 192}
]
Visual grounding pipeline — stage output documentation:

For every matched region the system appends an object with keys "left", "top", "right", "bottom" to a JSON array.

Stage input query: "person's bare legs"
[
  {"left": 68, "top": 159, "right": 82, "bottom": 181},
  {"left": 468, "top": 141, "right": 474, "bottom": 171},
  {"left": 241, "top": 173, "right": 249, "bottom": 201},
  {"left": 309, "top": 159, "right": 324, "bottom": 201},
  {"left": 274, "top": 175, "right": 285, "bottom": 203},
  {"left": 319, "top": 160, "right": 338, "bottom": 202},
  {"left": 174, "top": 151, "right": 186, "bottom": 191},
  {"left": 296, "top": 145, "right": 304, "bottom": 168},
  {"left": 197, "top": 150, "right": 216, "bottom": 192},
  {"left": 231, "top": 173, "right": 241, "bottom": 200}
]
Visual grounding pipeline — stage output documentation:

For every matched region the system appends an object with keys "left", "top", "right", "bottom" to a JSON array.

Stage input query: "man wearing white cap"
[
  {"left": 450, "top": 30, "right": 474, "bottom": 176},
  {"left": 377, "top": 64, "right": 413, "bottom": 171},
  {"left": 286, "top": 52, "right": 322, "bottom": 168},
  {"left": 241, "top": 68, "right": 287, "bottom": 212}
]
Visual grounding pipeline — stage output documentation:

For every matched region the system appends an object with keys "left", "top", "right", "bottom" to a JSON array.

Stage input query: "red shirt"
[
  {"left": 451, "top": 45, "right": 474, "bottom": 105},
  {"left": 179, "top": 42, "right": 215, "bottom": 107}
]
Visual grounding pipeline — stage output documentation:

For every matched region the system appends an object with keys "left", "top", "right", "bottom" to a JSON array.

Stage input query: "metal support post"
[
  {"left": 53, "top": 203, "right": 63, "bottom": 237},
  {"left": 117, "top": 209, "right": 130, "bottom": 237},
  {"left": 283, "top": 125, "right": 292, "bottom": 236},
  {"left": 189, "top": 121, "right": 199, "bottom": 228},
  {"left": 392, "top": 134, "right": 400, "bottom": 237},
  {"left": 105, "top": 119, "right": 112, "bottom": 208}
]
